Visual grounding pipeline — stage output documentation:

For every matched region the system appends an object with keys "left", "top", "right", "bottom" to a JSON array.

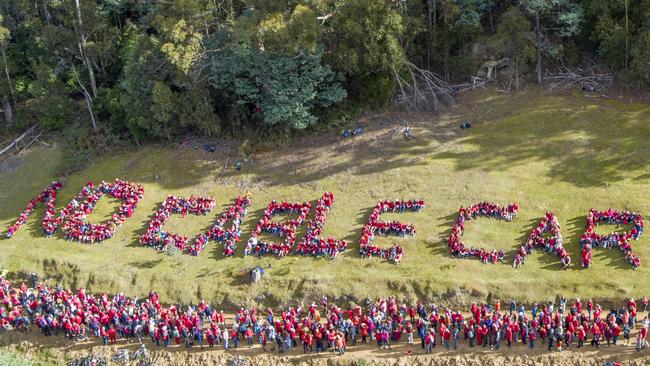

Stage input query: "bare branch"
[
  {"left": 392, "top": 62, "right": 456, "bottom": 112},
  {"left": 543, "top": 66, "right": 614, "bottom": 93},
  {"left": 72, "top": 65, "right": 98, "bottom": 131},
  {"left": 317, "top": 13, "right": 334, "bottom": 24},
  {"left": 0, "top": 125, "right": 37, "bottom": 157}
]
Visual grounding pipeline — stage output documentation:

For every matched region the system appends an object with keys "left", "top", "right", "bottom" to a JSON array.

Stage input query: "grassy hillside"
[{"left": 2, "top": 88, "right": 650, "bottom": 307}]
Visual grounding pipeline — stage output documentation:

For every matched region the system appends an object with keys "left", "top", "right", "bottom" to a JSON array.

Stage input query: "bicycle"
[
  {"left": 228, "top": 356, "right": 249, "bottom": 366},
  {"left": 69, "top": 355, "right": 108, "bottom": 366},
  {"left": 85, "top": 355, "right": 107, "bottom": 366},
  {"left": 111, "top": 348, "right": 130, "bottom": 364},
  {"left": 131, "top": 344, "right": 150, "bottom": 360}
]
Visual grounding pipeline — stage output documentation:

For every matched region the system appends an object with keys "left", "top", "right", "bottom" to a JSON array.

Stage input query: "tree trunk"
[
  {"left": 82, "top": 89, "right": 97, "bottom": 131},
  {"left": 427, "top": 0, "right": 437, "bottom": 70},
  {"left": 0, "top": 42, "right": 15, "bottom": 104},
  {"left": 489, "top": 7, "right": 494, "bottom": 34},
  {"left": 82, "top": 43, "right": 98, "bottom": 97},
  {"left": 535, "top": 12, "right": 542, "bottom": 85},
  {"left": 444, "top": 48, "right": 449, "bottom": 81},
  {"left": 72, "top": 65, "right": 97, "bottom": 131},
  {"left": 624, "top": 0, "right": 629, "bottom": 70},
  {"left": 432, "top": 0, "right": 437, "bottom": 33},
  {"left": 442, "top": 1, "right": 449, "bottom": 81},
  {"left": 42, "top": 0, "right": 51, "bottom": 24},
  {"left": 3, "top": 97, "right": 13, "bottom": 127},
  {"left": 71, "top": 0, "right": 98, "bottom": 98},
  {"left": 515, "top": 57, "right": 519, "bottom": 90},
  {"left": 427, "top": 0, "right": 433, "bottom": 71}
]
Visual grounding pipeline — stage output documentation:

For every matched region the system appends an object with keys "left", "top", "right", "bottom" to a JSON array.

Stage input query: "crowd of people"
[
  {"left": 514, "top": 212, "right": 571, "bottom": 269},
  {"left": 6, "top": 181, "right": 64, "bottom": 238},
  {"left": 245, "top": 201, "right": 312, "bottom": 258},
  {"left": 6, "top": 181, "right": 96, "bottom": 238},
  {"left": 139, "top": 195, "right": 216, "bottom": 253},
  {"left": 359, "top": 200, "right": 425, "bottom": 264},
  {"left": 193, "top": 195, "right": 251, "bottom": 257},
  {"left": 5, "top": 182, "right": 649, "bottom": 270},
  {"left": 60, "top": 179, "right": 144, "bottom": 243},
  {"left": 1, "top": 276, "right": 648, "bottom": 356},
  {"left": 295, "top": 192, "right": 348, "bottom": 259},
  {"left": 580, "top": 209, "right": 644, "bottom": 269},
  {"left": 448, "top": 202, "right": 519, "bottom": 264}
]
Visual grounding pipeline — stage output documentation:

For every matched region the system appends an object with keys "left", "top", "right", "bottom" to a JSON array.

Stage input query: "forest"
[{"left": 0, "top": 0, "right": 648, "bottom": 171}]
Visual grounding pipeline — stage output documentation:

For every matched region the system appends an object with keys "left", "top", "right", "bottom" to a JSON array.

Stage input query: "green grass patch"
[
  {"left": 0, "top": 349, "right": 32, "bottom": 366},
  {"left": 2, "top": 88, "right": 650, "bottom": 306}
]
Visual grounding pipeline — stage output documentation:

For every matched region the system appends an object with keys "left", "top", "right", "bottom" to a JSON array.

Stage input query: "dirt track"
[{"left": 3, "top": 329, "right": 650, "bottom": 366}]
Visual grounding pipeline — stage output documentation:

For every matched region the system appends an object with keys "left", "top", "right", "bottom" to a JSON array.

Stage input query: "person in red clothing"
[
  {"left": 471, "top": 302, "right": 480, "bottom": 322},
  {"left": 594, "top": 305, "right": 603, "bottom": 320},
  {"left": 405, "top": 322, "right": 414, "bottom": 344},
  {"left": 335, "top": 332, "right": 346, "bottom": 355},
  {"left": 528, "top": 328, "right": 536, "bottom": 349},
  {"left": 581, "top": 247, "right": 592, "bottom": 268},
  {"left": 590, "top": 323, "right": 601, "bottom": 348},
  {"left": 636, "top": 326, "right": 648, "bottom": 351},
  {"left": 565, "top": 328, "right": 573, "bottom": 348},
  {"left": 637, "top": 326, "right": 649, "bottom": 351},
  {"left": 302, "top": 330, "right": 314, "bottom": 353},
  {"left": 505, "top": 325, "right": 513, "bottom": 347},
  {"left": 611, "top": 323, "right": 621, "bottom": 345},
  {"left": 108, "top": 326, "right": 117, "bottom": 344},
  {"left": 574, "top": 298, "right": 583, "bottom": 314},
  {"left": 360, "top": 322, "right": 369, "bottom": 343},
  {"left": 538, "top": 325, "right": 547, "bottom": 344},
  {"left": 629, "top": 297, "right": 637, "bottom": 310},
  {"left": 476, "top": 324, "right": 483, "bottom": 347},
  {"left": 424, "top": 331, "right": 434, "bottom": 353},
  {"left": 245, "top": 327, "right": 254, "bottom": 348},
  {"left": 100, "top": 326, "right": 108, "bottom": 346},
  {"left": 441, "top": 323, "right": 451, "bottom": 349}
]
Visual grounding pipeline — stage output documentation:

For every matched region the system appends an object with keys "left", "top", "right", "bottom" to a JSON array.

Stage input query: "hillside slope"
[{"left": 2, "top": 88, "right": 650, "bottom": 307}]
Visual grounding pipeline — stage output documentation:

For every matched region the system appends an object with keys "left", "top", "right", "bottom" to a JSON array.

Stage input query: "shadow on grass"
[
  {"left": 5, "top": 93, "right": 650, "bottom": 228},
  {"left": 426, "top": 212, "right": 458, "bottom": 260},
  {"left": 513, "top": 216, "right": 570, "bottom": 271},
  {"left": 430, "top": 96, "right": 650, "bottom": 188},
  {"left": 338, "top": 204, "right": 376, "bottom": 258},
  {"left": 127, "top": 200, "right": 165, "bottom": 249},
  {"left": 250, "top": 118, "right": 438, "bottom": 189},
  {"left": 129, "top": 258, "right": 164, "bottom": 269}
]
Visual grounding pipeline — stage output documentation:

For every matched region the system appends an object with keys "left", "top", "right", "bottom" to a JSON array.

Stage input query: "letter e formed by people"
[{"left": 359, "top": 199, "right": 425, "bottom": 264}]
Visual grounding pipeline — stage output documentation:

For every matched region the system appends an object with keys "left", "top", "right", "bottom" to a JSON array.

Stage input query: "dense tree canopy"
[{"left": 1, "top": 0, "right": 650, "bottom": 166}]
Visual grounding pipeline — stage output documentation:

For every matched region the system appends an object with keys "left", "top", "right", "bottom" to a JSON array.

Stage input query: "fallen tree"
[
  {"left": 392, "top": 62, "right": 456, "bottom": 112},
  {"left": 0, "top": 125, "right": 39, "bottom": 160},
  {"left": 544, "top": 67, "right": 614, "bottom": 93}
]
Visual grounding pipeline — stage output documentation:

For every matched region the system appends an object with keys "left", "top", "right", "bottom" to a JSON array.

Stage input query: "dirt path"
[{"left": 2, "top": 328, "right": 649, "bottom": 366}]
